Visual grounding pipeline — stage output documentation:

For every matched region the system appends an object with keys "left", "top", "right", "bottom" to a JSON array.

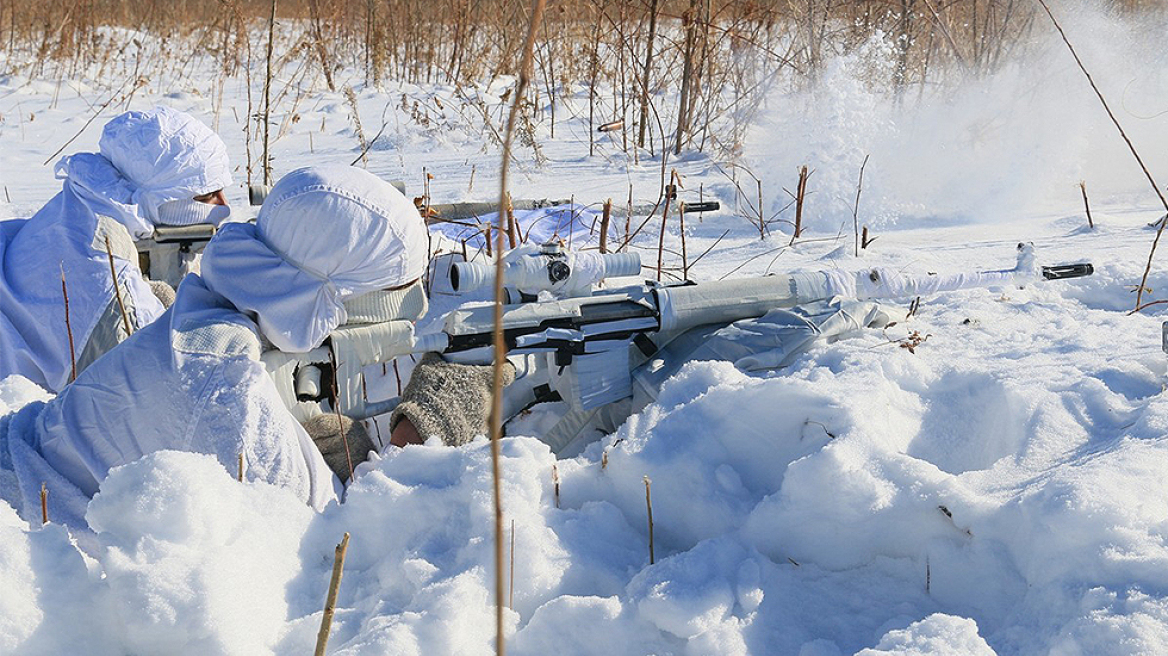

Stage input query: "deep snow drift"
[{"left": 3, "top": 4, "right": 1168, "bottom": 654}]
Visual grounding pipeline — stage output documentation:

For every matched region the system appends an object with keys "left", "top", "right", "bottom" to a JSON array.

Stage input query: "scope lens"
[{"left": 548, "top": 260, "right": 571, "bottom": 283}]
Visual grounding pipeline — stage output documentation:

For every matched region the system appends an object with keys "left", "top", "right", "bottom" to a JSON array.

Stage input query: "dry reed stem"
[
  {"left": 638, "top": 0, "right": 659, "bottom": 150},
  {"left": 505, "top": 193, "right": 518, "bottom": 249},
  {"left": 40, "top": 482, "right": 48, "bottom": 525},
  {"left": 59, "top": 263, "right": 76, "bottom": 382},
  {"left": 644, "top": 475, "right": 655, "bottom": 565},
  {"left": 553, "top": 463, "right": 560, "bottom": 509},
  {"left": 852, "top": 155, "right": 870, "bottom": 257},
  {"left": 674, "top": 0, "right": 699, "bottom": 155},
  {"left": 656, "top": 184, "right": 675, "bottom": 281},
  {"left": 261, "top": 0, "right": 276, "bottom": 186},
  {"left": 344, "top": 86, "right": 369, "bottom": 167},
  {"left": 104, "top": 235, "right": 133, "bottom": 336},
  {"left": 328, "top": 349, "right": 356, "bottom": 482},
  {"left": 509, "top": 519, "right": 516, "bottom": 610},
  {"left": 599, "top": 198, "right": 612, "bottom": 253},
  {"left": 314, "top": 532, "right": 350, "bottom": 656},
  {"left": 1079, "top": 181, "right": 1093, "bottom": 229},
  {"left": 238, "top": 453, "right": 244, "bottom": 482},
  {"left": 791, "top": 165, "right": 809, "bottom": 245},
  {"left": 492, "top": 2, "right": 548, "bottom": 654}
]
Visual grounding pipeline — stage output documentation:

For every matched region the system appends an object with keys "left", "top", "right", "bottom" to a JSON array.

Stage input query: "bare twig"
[
  {"left": 791, "top": 165, "right": 810, "bottom": 245},
  {"left": 261, "top": 0, "right": 277, "bottom": 185},
  {"left": 314, "top": 532, "right": 350, "bottom": 656},
  {"left": 644, "top": 475, "right": 655, "bottom": 565},
  {"left": 104, "top": 235, "right": 133, "bottom": 336},
  {"left": 852, "top": 155, "right": 870, "bottom": 257},
  {"left": 492, "top": 2, "right": 547, "bottom": 654},
  {"left": 599, "top": 198, "right": 612, "bottom": 254},
  {"left": 552, "top": 463, "right": 561, "bottom": 508},
  {"left": 505, "top": 193, "right": 518, "bottom": 249},
  {"left": 328, "top": 349, "right": 356, "bottom": 482},
  {"left": 638, "top": 0, "right": 660, "bottom": 150},
  {"left": 1079, "top": 181, "right": 1094, "bottom": 229},
  {"left": 509, "top": 519, "right": 516, "bottom": 610},
  {"left": 60, "top": 263, "right": 76, "bottom": 382}
]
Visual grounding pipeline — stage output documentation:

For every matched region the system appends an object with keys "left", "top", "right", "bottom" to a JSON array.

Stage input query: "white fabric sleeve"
[{"left": 188, "top": 355, "right": 342, "bottom": 510}]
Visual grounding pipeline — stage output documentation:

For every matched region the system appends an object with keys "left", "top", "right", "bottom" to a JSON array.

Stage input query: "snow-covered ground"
[{"left": 3, "top": 5, "right": 1168, "bottom": 654}]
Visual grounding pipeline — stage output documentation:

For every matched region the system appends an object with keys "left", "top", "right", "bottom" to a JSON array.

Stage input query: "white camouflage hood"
[
  {"left": 54, "top": 106, "right": 232, "bottom": 239},
  {"left": 200, "top": 165, "right": 429, "bottom": 353}
]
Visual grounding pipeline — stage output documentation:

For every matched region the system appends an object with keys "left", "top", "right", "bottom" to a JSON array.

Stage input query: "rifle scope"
[
  {"left": 248, "top": 180, "right": 407, "bottom": 206},
  {"left": 451, "top": 247, "right": 641, "bottom": 294}
]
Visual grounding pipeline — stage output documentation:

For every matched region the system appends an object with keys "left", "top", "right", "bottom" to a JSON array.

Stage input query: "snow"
[{"left": 4, "top": 5, "right": 1168, "bottom": 654}]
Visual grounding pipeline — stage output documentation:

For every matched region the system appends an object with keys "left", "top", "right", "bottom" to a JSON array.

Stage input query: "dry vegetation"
[{"left": 1, "top": 0, "right": 1164, "bottom": 163}]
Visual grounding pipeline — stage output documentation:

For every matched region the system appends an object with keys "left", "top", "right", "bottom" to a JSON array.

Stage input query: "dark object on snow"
[{"left": 1041, "top": 263, "right": 1093, "bottom": 280}]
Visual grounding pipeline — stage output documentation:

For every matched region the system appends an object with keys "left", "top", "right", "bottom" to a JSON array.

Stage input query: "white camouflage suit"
[
  {"left": 0, "top": 106, "right": 232, "bottom": 392},
  {"left": 1, "top": 166, "right": 428, "bottom": 529}
]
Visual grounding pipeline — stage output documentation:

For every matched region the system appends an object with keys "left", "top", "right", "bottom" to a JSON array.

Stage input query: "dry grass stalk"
[
  {"left": 852, "top": 155, "right": 870, "bottom": 257},
  {"left": 306, "top": 0, "right": 336, "bottom": 91},
  {"left": 861, "top": 225, "right": 876, "bottom": 249},
  {"left": 104, "top": 235, "right": 133, "bottom": 336},
  {"left": 40, "top": 482, "right": 48, "bottom": 525},
  {"left": 505, "top": 193, "right": 518, "bottom": 249},
  {"left": 238, "top": 453, "right": 244, "bottom": 482},
  {"left": 791, "top": 165, "right": 809, "bottom": 245},
  {"left": 314, "top": 532, "right": 350, "bottom": 656},
  {"left": 656, "top": 184, "right": 676, "bottom": 281},
  {"left": 674, "top": 0, "right": 699, "bottom": 155},
  {"left": 59, "top": 263, "right": 76, "bottom": 382},
  {"left": 423, "top": 169, "right": 433, "bottom": 225},
  {"left": 345, "top": 86, "right": 369, "bottom": 168},
  {"left": 492, "top": 2, "right": 548, "bottom": 654},
  {"left": 328, "top": 349, "right": 356, "bottom": 482},
  {"left": 599, "top": 198, "right": 612, "bottom": 254},
  {"left": 552, "top": 463, "right": 560, "bottom": 508},
  {"left": 675, "top": 172, "right": 688, "bottom": 278},
  {"left": 625, "top": 187, "right": 633, "bottom": 252},
  {"left": 637, "top": 0, "right": 660, "bottom": 151},
  {"left": 509, "top": 519, "right": 516, "bottom": 610},
  {"left": 1079, "top": 181, "right": 1094, "bottom": 229},
  {"left": 261, "top": 0, "right": 277, "bottom": 186},
  {"left": 926, "top": 555, "right": 931, "bottom": 593},
  {"left": 644, "top": 475, "right": 655, "bottom": 565}
]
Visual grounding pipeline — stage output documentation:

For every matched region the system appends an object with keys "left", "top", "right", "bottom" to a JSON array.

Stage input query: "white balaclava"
[
  {"left": 54, "top": 105, "right": 232, "bottom": 239},
  {"left": 200, "top": 166, "right": 429, "bottom": 352}
]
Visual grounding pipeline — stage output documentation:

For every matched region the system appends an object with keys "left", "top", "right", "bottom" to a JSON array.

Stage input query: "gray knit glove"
[
  {"left": 302, "top": 414, "right": 374, "bottom": 483},
  {"left": 148, "top": 279, "right": 176, "bottom": 308},
  {"left": 391, "top": 353, "right": 517, "bottom": 447}
]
